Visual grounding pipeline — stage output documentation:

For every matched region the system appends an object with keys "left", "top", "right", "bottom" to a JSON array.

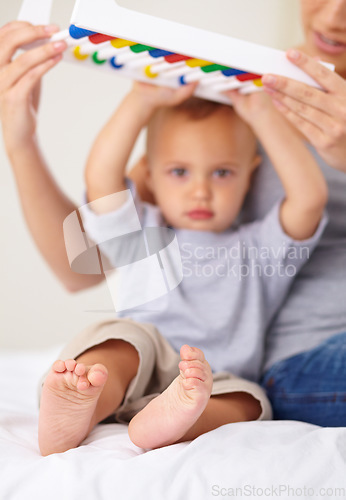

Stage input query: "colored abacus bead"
[
  {"left": 110, "top": 57, "right": 123, "bottom": 69},
  {"left": 73, "top": 46, "right": 89, "bottom": 60},
  {"left": 69, "top": 25, "right": 97, "bottom": 39},
  {"left": 92, "top": 52, "right": 107, "bottom": 64},
  {"left": 67, "top": 23, "right": 265, "bottom": 102}
]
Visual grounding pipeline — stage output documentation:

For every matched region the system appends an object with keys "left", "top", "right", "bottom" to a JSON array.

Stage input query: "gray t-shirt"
[
  {"left": 241, "top": 143, "right": 346, "bottom": 372},
  {"left": 82, "top": 180, "right": 327, "bottom": 381}
]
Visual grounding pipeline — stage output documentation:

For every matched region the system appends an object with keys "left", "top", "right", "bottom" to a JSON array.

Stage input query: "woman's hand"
[
  {"left": 0, "top": 21, "right": 67, "bottom": 155},
  {"left": 261, "top": 49, "right": 346, "bottom": 172}
]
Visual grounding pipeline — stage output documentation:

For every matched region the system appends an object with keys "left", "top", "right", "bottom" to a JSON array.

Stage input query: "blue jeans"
[{"left": 261, "top": 331, "right": 346, "bottom": 427}]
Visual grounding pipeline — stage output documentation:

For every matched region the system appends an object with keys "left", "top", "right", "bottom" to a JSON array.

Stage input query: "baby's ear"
[
  {"left": 251, "top": 154, "right": 262, "bottom": 172},
  {"left": 142, "top": 155, "right": 152, "bottom": 189},
  {"left": 245, "top": 154, "right": 262, "bottom": 193},
  {"left": 128, "top": 155, "right": 156, "bottom": 204}
]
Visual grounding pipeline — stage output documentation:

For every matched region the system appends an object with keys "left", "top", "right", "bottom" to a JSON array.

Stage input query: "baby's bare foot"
[
  {"left": 38, "top": 359, "right": 108, "bottom": 456},
  {"left": 128, "top": 345, "right": 212, "bottom": 449}
]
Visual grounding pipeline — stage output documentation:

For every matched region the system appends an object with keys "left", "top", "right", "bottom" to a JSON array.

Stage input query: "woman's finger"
[
  {"left": 262, "top": 71, "right": 346, "bottom": 120},
  {"left": 0, "top": 20, "right": 37, "bottom": 37},
  {"left": 265, "top": 87, "right": 343, "bottom": 134},
  {"left": 286, "top": 49, "right": 345, "bottom": 94},
  {"left": 262, "top": 49, "right": 345, "bottom": 97},
  {"left": 0, "top": 23, "right": 59, "bottom": 66},
  {"left": 0, "top": 39, "right": 67, "bottom": 90},
  {"left": 262, "top": 73, "right": 338, "bottom": 115},
  {"left": 0, "top": 20, "right": 31, "bottom": 36},
  {"left": 14, "top": 54, "right": 63, "bottom": 99},
  {"left": 271, "top": 98, "right": 326, "bottom": 146}
]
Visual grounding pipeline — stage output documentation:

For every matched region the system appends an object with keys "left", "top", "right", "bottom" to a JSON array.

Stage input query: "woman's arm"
[
  {"left": 0, "top": 22, "right": 105, "bottom": 292},
  {"left": 262, "top": 49, "right": 346, "bottom": 173}
]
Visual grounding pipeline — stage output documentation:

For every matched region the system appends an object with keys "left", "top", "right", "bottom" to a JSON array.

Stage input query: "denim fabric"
[{"left": 261, "top": 331, "right": 346, "bottom": 427}]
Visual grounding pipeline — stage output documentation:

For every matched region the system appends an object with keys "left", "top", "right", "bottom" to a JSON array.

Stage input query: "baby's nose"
[{"left": 191, "top": 178, "right": 211, "bottom": 198}]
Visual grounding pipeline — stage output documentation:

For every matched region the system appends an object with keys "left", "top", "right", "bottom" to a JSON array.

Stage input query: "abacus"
[{"left": 18, "top": 0, "right": 334, "bottom": 105}]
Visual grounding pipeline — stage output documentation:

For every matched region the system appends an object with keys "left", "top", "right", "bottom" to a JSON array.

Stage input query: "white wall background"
[{"left": 0, "top": 0, "right": 303, "bottom": 350}]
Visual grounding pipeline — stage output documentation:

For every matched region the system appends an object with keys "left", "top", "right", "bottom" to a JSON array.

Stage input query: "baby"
[{"left": 38, "top": 82, "right": 327, "bottom": 455}]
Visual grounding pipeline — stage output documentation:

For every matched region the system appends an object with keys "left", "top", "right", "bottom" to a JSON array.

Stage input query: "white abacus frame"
[{"left": 18, "top": 0, "right": 334, "bottom": 105}]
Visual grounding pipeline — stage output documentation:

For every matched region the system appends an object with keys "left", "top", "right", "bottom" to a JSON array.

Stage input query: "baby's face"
[{"left": 146, "top": 108, "right": 259, "bottom": 233}]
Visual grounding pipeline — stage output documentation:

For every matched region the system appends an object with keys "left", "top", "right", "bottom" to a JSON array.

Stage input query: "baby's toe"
[
  {"left": 180, "top": 345, "right": 205, "bottom": 362},
  {"left": 76, "top": 375, "right": 90, "bottom": 391},
  {"left": 65, "top": 359, "right": 77, "bottom": 372},
  {"left": 87, "top": 364, "right": 108, "bottom": 387},
  {"left": 74, "top": 362, "right": 86, "bottom": 377},
  {"left": 52, "top": 360, "right": 66, "bottom": 373}
]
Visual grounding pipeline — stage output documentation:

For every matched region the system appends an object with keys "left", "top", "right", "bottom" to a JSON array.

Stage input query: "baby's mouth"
[{"left": 186, "top": 209, "right": 214, "bottom": 220}]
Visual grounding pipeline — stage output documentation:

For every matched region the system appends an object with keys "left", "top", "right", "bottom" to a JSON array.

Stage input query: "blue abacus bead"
[
  {"left": 110, "top": 57, "right": 123, "bottom": 69},
  {"left": 69, "top": 25, "right": 97, "bottom": 39},
  {"left": 149, "top": 49, "right": 174, "bottom": 58},
  {"left": 179, "top": 75, "right": 187, "bottom": 85},
  {"left": 222, "top": 68, "right": 245, "bottom": 77}
]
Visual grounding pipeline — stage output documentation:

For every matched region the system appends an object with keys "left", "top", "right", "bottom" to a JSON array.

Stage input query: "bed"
[{"left": 1, "top": 346, "right": 346, "bottom": 500}]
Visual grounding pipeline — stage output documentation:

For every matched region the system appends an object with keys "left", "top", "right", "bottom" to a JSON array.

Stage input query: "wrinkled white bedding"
[{"left": 1, "top": 347, "right": 346, "bottom": 500}]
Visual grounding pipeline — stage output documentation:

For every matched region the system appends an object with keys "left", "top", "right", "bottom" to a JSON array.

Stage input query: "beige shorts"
[{"left": 38, "top": 318, "right": 272, "bottom": 423}]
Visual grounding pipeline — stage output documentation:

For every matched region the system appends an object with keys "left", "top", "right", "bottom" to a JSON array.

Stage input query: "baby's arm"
[
  {"left": 230, "top": 91, "right": 328, "bottom": 240},
  {"left": 85, "top": 82, "right": 196, "bottom": 213}
]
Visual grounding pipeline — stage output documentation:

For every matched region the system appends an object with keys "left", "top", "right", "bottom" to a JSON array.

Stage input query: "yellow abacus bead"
[
  {"left": 144, "top": 65, "right": 159, "bottom": 78},
  {"left": 186, "top": 59, "right": 211, "bottom": 68},
  {"left": 253, "top": 78, "right": 263, "bottom": 87},
  {"left": 73, "top": 46, "right": 89, "bottom": 61},
  {"left": 111, "top": 39, "right": 137, "bottom": 49}
]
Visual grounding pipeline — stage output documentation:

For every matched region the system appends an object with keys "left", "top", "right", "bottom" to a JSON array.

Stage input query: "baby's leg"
[
  {"left": 179, "top": 391, "right": 261, "bottom": 442},
  {"left": 128, "top": 345, "right": 261, "bottom": 449},
  {"left": 39, "top": 339, "right": 139, "bottom": 456}
]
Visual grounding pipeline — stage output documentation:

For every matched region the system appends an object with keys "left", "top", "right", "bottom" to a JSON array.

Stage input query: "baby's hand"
[
  {"left": 225, "top": 89, "right": 275, "bottom": 126},
  {"left": 130, "top": 80, "right": 197, "bottom": 111}
]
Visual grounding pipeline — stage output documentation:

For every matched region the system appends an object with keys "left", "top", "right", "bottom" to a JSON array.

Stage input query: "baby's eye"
[
  {"left": 170, "top": 167, "right": 188, "bottom": 177},
  {"left": 213, "top": 168, "right": 232, "bottom": 178}
]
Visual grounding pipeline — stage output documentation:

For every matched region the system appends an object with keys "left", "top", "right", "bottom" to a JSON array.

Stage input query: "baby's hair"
[
  {"left": 173, "top": 96, "right": 230, "bottom": 120},
  {"left": 146, "top": 96, "right": 238, "bottom": 158}
]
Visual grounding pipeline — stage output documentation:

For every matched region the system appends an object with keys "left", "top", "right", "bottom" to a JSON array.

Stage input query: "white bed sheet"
[{"left": 1, "top": 346, "right": 346, "bottom": 500}]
